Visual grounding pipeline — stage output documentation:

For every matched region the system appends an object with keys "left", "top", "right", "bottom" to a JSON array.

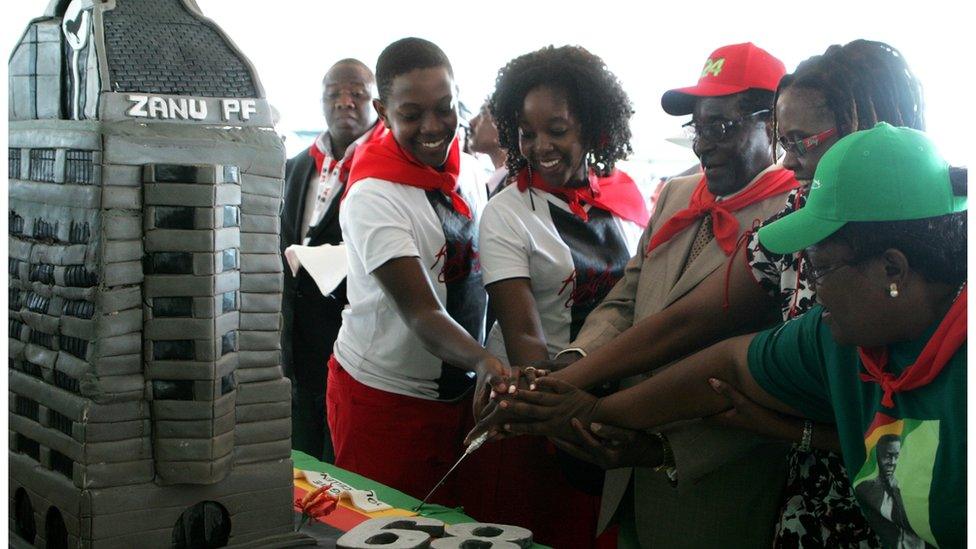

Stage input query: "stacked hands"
[
  {"left": 474, "top": 359, "right": 805, "bottom": 470},
  {"left": 471, "top": 361, "right": 666, "bottom": 470}
]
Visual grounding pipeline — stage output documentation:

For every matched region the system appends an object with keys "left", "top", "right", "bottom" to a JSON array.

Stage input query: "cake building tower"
[{"left": 8, "top": 0, "right": 305, "bottom": 546}]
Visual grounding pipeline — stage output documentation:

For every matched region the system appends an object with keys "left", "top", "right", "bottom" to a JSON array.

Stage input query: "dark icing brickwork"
[
  {"left": 49, "top": 450, "right": 74, "bottom": 479},
  {"left": 49, "top": 409, "right": 74, "bottom": 436},
  {"left": 65, "top": 150, "right": 95, "bottom": 184},
  {"left": 9, "top": 3, "right": 299, "bottom": 545},
  {"left": 29, "top": 149, "right": 56, "bottom": 182},
  {"left": 16, "top": 435, "right": 40, "bottom": 461},
  {"left": 102, "top": 0, "right": 257, "bottom": 97},
  {"left": 14, "top": 397, "right": 39, "bottom": 422},
  {"left": 9, "top": 211, "right": 24, "bottom": 235},
  {"left": 68, "top": 220, "right": 91, "bottom": 243},
  {"left": 9, "top": 148, "right": 21, "bottom": 178}
]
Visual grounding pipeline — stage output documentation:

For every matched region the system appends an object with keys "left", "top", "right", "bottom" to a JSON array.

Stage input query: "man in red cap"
[{"left": 513, "top": 42, "right": 800, "bottom": 547}]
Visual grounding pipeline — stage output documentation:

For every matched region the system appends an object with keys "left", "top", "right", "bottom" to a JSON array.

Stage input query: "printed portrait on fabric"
[{"left": 853, "top": 414, "right": 938, "bottom": 549}]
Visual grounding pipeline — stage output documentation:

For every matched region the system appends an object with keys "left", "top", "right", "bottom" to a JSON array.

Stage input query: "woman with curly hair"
[{"left": 466, "top": 45, "right": 649, "bottom": 548}]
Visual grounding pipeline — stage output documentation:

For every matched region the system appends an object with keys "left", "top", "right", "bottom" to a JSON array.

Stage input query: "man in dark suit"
[{"left": 281, "top": 59, "right": 380, "bottom": 461}]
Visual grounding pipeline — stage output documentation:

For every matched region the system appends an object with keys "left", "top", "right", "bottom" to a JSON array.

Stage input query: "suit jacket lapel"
[
  {"left": 294, "top": 155, "right": 316, "bottom": 240},
  {"left": 664, "top": 234, "right": 725, "bottom": 307},
  {"left": 645, "top": 178, "right": 703, "bottom": 304},
  {"left": 660, "top": 216, "right": 702, "bottom": 298},
  {"left": 304, "top": 181, "right": 345, "bottom": 245}
]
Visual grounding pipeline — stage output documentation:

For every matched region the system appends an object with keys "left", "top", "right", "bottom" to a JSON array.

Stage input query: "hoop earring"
[{"left": 889, "top": 283, "right": 899, "bottom": 298}]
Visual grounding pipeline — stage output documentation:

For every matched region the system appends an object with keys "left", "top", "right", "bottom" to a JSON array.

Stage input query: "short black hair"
[
  {"left": 375, "top": 37, "right": 453, "bottom": 103},
  {"left": 490, "top": 45, "right": 634, "bottom": 177},
  {"left": 324, "top": 58, "right": 375, "bottom": 83},
  {"left": 825, "top": 167, "right": 967, "bottom": 287},
  {"left": 877, "top": 434, "right": 900, "bottom": 447}
]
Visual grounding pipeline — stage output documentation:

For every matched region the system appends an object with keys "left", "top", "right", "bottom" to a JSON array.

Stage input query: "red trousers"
[
  {"left": 326, "top": 356, "right": 614, "bottom": 547},
  {"left": 326, "top": 356, "right": 474, "bottom": 507},
  {"left": 462, "top": 434, "right": 612, "bottom": 548}
]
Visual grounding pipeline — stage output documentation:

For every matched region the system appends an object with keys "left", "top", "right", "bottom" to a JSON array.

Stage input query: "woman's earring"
[{"left": 889, "top": 283, "right": 899, "bottom": 298}]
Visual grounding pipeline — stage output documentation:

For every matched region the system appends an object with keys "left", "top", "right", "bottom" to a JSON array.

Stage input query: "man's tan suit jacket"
[{"left": 572, "top": 166, "right": 793, "bottom": 548}]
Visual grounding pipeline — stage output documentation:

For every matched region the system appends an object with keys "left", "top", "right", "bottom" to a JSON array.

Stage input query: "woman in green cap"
[{"left": 494, "top": 123, "right": 967, "bottom": 548}]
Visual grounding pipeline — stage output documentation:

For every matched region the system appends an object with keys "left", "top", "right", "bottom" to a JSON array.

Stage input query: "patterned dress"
[{"left": 746, "top": 189, "right": 881, "bottom": 548}]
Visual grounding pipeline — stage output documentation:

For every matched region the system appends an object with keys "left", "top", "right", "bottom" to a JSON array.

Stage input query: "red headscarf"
[
  {"left": 344, "top": 131, "right": 470, "bottom": 218},
  {"left": 515, "top": 168, "right": 649, "bottom": 227}
]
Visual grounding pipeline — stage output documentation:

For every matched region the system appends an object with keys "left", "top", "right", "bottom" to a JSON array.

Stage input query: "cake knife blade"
[{"left": 413, "top": 431, "right": 490, "bottom": 512}]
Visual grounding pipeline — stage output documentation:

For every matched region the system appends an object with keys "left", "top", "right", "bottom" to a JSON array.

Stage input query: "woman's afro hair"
[{"left": 490, "top": 45, "right": 634, "bottom": 177}]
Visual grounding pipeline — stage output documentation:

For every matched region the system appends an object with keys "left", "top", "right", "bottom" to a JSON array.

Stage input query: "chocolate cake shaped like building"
[{"left": 8, "top": 0, "right": 308, "bottom": 546}]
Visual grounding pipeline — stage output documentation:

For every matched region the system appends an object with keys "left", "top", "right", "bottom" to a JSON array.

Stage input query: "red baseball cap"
[{"left": 661, "top": 42, "right": 786, "bottom": 115}]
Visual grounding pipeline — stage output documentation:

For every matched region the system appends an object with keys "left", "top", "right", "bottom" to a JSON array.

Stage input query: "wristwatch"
[
  {"left": 795, "top": 420, "right": 814, "bottom": 453},
  {"left": 652, "top": 432, "right": 677, "bottom": 482}
]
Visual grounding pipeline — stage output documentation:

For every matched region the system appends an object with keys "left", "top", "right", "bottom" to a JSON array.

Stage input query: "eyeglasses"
[
  {"left": 778, "top": 127, "right": 837, "bottom": 157},
  {"left": 682, "top": 109, "right": 771, "bottom": 142},
  {"left": 805, "top": 261, "right": 850, "bottom": 288}
]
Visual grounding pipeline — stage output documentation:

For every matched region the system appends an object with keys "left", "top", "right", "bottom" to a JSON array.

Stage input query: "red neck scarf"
[
  {"left": 344, "top": 131, "right": 470, "bottom": 218},
  {"left": 309, "top": 123, "right": 387, "bottom": 184},
  {"left": 645, "top": 167, "right": 797, "bottom": 256},
  {"left": 858, "top": 285, "right": 967, "bottom": 408},
  {"left": 308, "top": 136, "right": 335, "bottom": 176},
  {"left": 515, "top": 168, "right": 650, "bottom": 227}
]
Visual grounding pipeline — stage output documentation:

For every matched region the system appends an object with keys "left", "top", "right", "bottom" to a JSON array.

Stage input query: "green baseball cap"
[{"left": 758, "top": 122, "right": 966, "bottom": 253}]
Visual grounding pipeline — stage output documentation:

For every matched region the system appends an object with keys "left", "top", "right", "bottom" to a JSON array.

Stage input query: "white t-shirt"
[
  {"left": 335, "top": 153, "right": 488, "bottom": 400},
  {"left": 479, "top": 184, "right": 643, "bottom": 363}
]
